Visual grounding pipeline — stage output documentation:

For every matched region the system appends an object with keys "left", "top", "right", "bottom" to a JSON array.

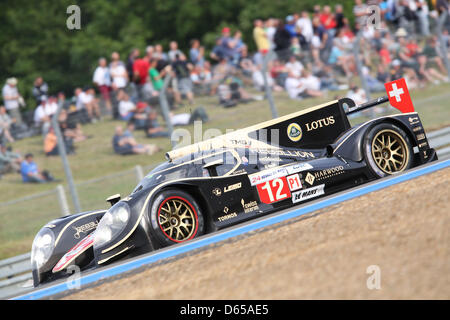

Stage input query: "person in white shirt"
[
  {"left": 265, "top": 18, "right": 277, "bottom": 50},
  {"left": 93, "top": 57, "right": 112, "bottom": 114},
  {"left": 109, "top": 52, "right": 128, "bottom": 90},
  {"left": 76, "top": 88, "right": 101, "bottom": 122},
  {"left": 117, "top": 90, "right": 136, "bottom": 121},
  {"left": 296, "top": 11, "right": 314, "bottom": 44},
  {"left": 285, "top": 55, "right": 304, "bottom": 78},
  {"left": 285, "top": 70, "right": 323, "bottom": 100},
  {"left": 33, "top": 96, "right": 56, "bottom": 135},
  {"left": 2, "top": 78, "right": 23, "bottom": 124},
  {"left": 168, "top": 41, "right": 183, "bottom": 62},
  {"left": 346, "top": 84, "right": 367, "bottom": 106}
]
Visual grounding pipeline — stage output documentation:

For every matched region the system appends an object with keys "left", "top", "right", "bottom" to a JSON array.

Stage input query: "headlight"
[
  {"left": 31, "top": 228, "right": 55, "bottom": 269},
  {"left": 93, "top": 202, "right": 130, "bottom": 248}
]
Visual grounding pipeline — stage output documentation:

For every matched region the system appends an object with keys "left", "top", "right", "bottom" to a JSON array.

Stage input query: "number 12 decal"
[{"left": 257, "top": 177, "right": 292, "bottom": 204}]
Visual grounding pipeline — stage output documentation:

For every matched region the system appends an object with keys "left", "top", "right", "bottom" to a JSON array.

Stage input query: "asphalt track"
[{"left": 12, "top": 158, "right": 450, "bottom": 300}]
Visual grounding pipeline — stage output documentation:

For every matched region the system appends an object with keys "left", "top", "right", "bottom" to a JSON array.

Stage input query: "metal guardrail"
[
  {"left": 1, "top": 126, "right": 449, "bottom": 299},
  {"left": 0, "top": 253, "right": 32, "bottom": 299},
  {"left": 429, "top": 126, "right": 450, "bottom": 158}
]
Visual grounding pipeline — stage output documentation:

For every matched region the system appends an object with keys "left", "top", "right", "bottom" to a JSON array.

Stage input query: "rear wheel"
[
  {"left": 363, "top": 123, "right": 413, "bottom": 178},
  {"left": 149, "top": 189, "right": 204, "bottom": 246}
]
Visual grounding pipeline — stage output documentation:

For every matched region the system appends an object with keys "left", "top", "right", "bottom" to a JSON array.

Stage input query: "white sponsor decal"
[
  {"left": 285, "top": 162, "right": 313, "bottom": 175},
  {"left": 224, "top": 182, "right": 242, "bottom": 193},
  {"left": 305, "top": 116, "right": 335, "bottom": 131},
  {"left": 241, "top": 198, "right": 259, "bottom": 213},
  {"left": 286, "top": 174, "right": 302, "bottom": 191},
  {"left": 305, "top": 172, "right": 315, "bottom": 185},
  {"left": 291, "top": 184, "right": 325, "bottom": 203},
  {"left": 249, "top": 167, "right": 288, "bottom": 186}
]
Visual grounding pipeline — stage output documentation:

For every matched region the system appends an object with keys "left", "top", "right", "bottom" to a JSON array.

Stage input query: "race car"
[{"left": 30, "top": 78, "right": 437, "bottom": 286}]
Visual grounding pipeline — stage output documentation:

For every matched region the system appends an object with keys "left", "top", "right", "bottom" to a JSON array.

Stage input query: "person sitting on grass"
[
  {"left": 44, "top": 127, "right": 75, "bottom": 156},
  {"left": 146, "top": 109, "right": 169, "bottom": 138},
  {"left": 112, "top": 125, "right": 159, "bottom": 156},
  {"left": 20, "top": 153, "right": 55, "bottom": 183},
  {"left": 58, "top": 109, "right": 88, "bottom": 143},
  {"left": 0, "top": 143, "right": 22, "bottom": 175},
  {"left": 117, "top": 90, "right": 136, "bottom": 121}
]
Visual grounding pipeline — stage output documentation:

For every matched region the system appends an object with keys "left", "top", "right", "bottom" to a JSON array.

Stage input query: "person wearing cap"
[
  {"left": 390, "top": 59, "right": 404, "bottom": 81},
  {"left": 284, "top": 15, "right": 298, "bottom": 38},
  {"left": 217, "top": 27, "right": 234, "bottom": 62},
  {"left": 253, "top": 19, "right": 270, "bottom": 55},
  {"left": 132, "top": 101, "right": 150, "bottom": 129},
  {"left": 2, "top": 77, "right": 23, "bottom": 124}
]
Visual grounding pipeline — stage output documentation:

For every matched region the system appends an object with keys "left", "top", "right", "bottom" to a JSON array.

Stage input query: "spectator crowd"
[{"left": 1, "top": 0, "right": 449, "bottom": 183}]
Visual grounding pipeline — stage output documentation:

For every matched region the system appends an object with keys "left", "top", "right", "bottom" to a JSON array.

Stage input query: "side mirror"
[{"left": 106, "top": 194, "right": 121, "bottom": 207}]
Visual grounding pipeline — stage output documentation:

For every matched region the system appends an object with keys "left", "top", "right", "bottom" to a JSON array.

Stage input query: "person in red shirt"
[
  {"left": 132, "top": 55, "right": 150, "bottom": 100},
  {"left": 319, "top": 5, "right": 337, "bottom": 31},
  {"left": 405, "top": 39, "right": 420, "bottom": 59},
  {"left": 379, "top": 44, "right": 391, "bottom": 66}
]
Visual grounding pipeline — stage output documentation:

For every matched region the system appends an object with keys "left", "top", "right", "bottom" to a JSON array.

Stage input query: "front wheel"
[
  {"left": 363, "top": 123, "right": 414, "bottom": 178},
  {"left": 148, "top": 189, "right": 204, "bottom": 246}
]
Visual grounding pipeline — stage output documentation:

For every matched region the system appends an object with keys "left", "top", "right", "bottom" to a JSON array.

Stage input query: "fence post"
[
  {"left": 56, "top": 184, "right": 70, "bottom": 216},
  {"left": 262, "top": 50, "right": 279, "bottom": 119},
  {"left": 134, "top": 165, "right": 144, "bottom": 183},
  {"left": 159, "top": 73, "right": 176, "bottom": 149},
  {"left": 51, "top": 101, "right": 82, "bottom": 213},
  {"left": 353, "top": 31, "right": 372, "bottom": 103},
  {"left": 437, "top": 11, "right": 450, "bottom": 80}
]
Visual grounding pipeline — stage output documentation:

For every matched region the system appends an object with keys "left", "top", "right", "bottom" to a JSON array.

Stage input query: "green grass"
[{"left": 0, "top": 83, "right": 449, "bottom": 259}]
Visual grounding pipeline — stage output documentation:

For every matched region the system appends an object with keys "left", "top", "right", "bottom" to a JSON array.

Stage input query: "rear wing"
[
  {"left": 346, "top": 78, "right": 415, "bottom": 115},
  {"left": 345, "top": 96, "right": 389, "bottom": 115}
]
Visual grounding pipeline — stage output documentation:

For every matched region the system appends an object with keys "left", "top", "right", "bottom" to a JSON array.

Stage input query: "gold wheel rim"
[
  {"left": 371, "top": 129, "right": 409, "bottom": 174},
  {"left": 159, "top": 198, "right": 196, "bottom": 241}
]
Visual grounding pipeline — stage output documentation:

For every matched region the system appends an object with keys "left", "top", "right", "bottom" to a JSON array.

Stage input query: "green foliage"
[{"left": 0, "top": 0, "right": 357, "bottom": 109}]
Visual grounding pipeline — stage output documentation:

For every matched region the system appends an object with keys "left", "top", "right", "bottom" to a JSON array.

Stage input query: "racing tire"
[
  {"left": 149, "top": 189, "right": 204, "bottom": 246},
  {"left": 363, "top": 122, "right": 414, "bottom": 178}
]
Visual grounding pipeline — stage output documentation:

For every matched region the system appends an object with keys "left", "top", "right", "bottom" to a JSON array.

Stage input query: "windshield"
[{"left": 132, "top": 161, "right": 198, "bottom": 193}]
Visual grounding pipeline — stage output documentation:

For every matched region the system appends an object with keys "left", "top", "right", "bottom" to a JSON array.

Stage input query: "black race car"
[{"left": 30, "top": 79, "right": 437, "bottom": 286}]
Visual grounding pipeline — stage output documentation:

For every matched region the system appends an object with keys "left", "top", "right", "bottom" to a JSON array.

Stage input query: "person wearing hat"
[
  {"left": 284, "top": 15, "right": 297, "bottom": 38},
  {"left": 133, "top": 101, "right": 150, "bottom": 129},
  {"left": 394, "top": 28, "right": 408, "bottom": 38},
  {"left": 2, "top": 77, "right": 23, "bottom": 125}
]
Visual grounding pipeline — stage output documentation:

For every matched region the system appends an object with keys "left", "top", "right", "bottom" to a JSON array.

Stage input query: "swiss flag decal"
[{"left": 385, "top": 78, "right": 415, "bottom": 113}]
